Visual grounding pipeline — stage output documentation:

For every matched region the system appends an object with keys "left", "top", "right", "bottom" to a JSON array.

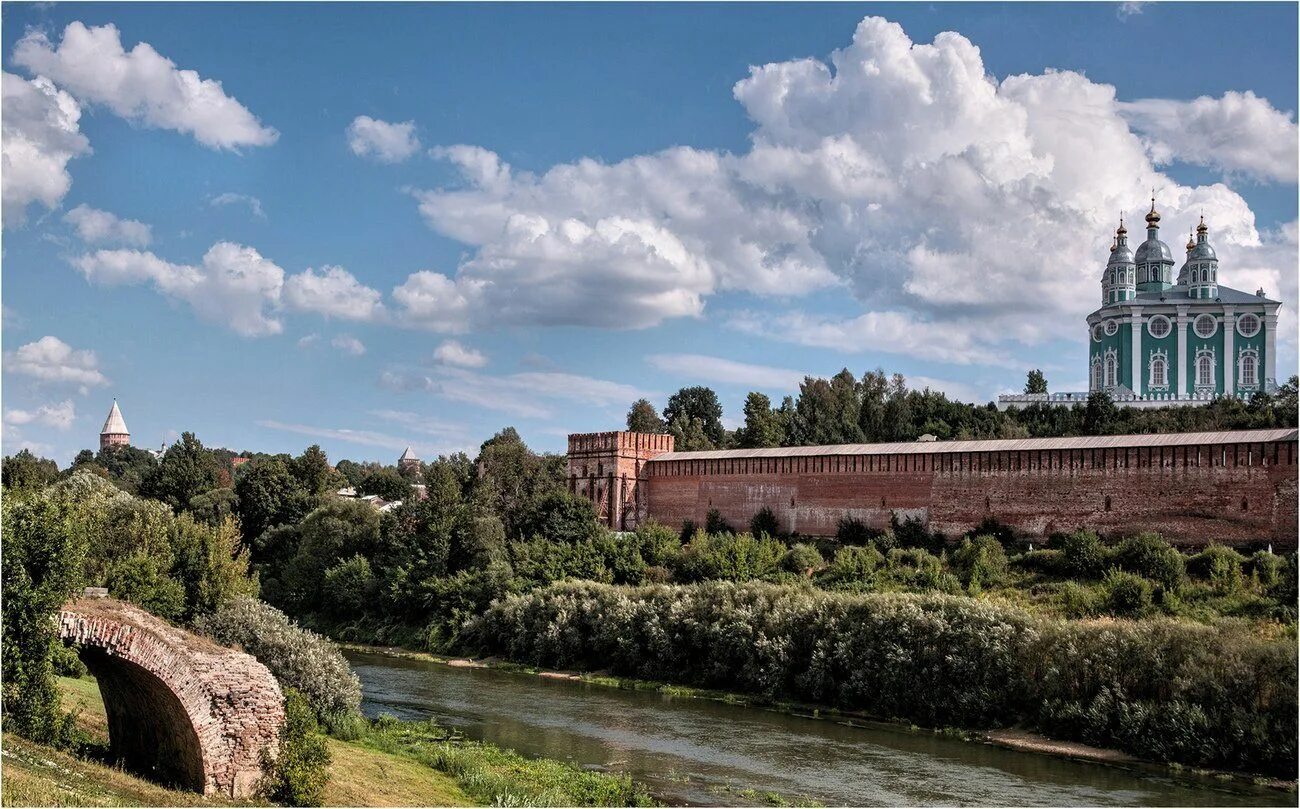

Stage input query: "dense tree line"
[{"left": 626, "top": 370, "right": 1299, "bottom": 450}]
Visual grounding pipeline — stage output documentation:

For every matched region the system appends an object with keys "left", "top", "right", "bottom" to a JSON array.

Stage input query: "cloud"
[
  {"left": 257, "top": 419, "right": 464, "bottom": 457},
  {"left": 331, "top": 334, "right": 366, "bottom": 356},
  {"left": 1116, "top": 1, "right": 1146, "bottom": 19},
  {"left": 4, "top": 336, "right": 108, "bottom": 389},
  {"left": 380, "top": 366, "right": 647, "bottom": 420},
  {"left": 297, "top": 333, "right": 320, "bottom": 348},
  {"left": 211, "top": 192, "right": 266, "bottom": 219},
  {"left": 73, "top": 242, "right": 285, "bottom": 336},
  {"left": 2, "top": 71, "right": 90, "bottom": 227},
  {"left": 400, "top": 16, "right": 1293, "bottom": 370},
  {"left": 4, "top": 399, "right": 76, "bottom": 430},
  {"left": 432, "top": 340, "right": 487, "bottom": 368},
  {"left": 347, "top": 116, "right": 421, "bottom": 163},
  {"left": 369, "top": 409, "right": 470, "bottom": 441},
  {"left": 284, "top": 265, "right": 384, "bottom": 321},
  {"left": 647, "top": 353, "right": 805, "bottom": 391},
  {"left": 64, "top": 204, "right": 151, "bottom": 246},
  {"left": 13, "top": 22, "right": 277, "bottom": 150},
  {"left": 1119, "top": 91, "right": 1298, "bottom": 184}
]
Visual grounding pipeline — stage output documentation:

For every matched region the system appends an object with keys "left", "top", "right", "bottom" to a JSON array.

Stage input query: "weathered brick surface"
[
  {"left": 620, "top": 432, "right": 1300, "bottom": 548},
  {"left": 58, "top": 598, "right": 284, "bottom": 798},
  {"left": 568, "top": 431, "right": 674, "bottom": 529}
]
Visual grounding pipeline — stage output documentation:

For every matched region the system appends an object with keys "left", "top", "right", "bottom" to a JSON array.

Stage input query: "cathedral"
[{"left": 1087, "top": 198, "right": 1281, "bottom": 401}]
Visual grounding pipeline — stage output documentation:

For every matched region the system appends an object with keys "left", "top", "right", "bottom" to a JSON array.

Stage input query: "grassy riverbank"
[{"left": 3, "top": 675, "right": 653, "bottom": 808}]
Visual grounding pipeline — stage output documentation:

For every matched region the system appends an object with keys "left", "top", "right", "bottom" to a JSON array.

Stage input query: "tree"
[
  {"left": 2, "top": 450, "right": 59, "bottom": 492},
  {"left": 1024, "top": 369, "right": 1048, "bottom": 394},
  {"left": 293, "top": 445, "right": 343, "bottom": 496},
  {"left": 471, "top": 428, "right": 566, "bottom": 540},
  {"left": 736, "top": 392, "right": 785, "bottom": 448},
  {"left": 358, "top": 468, "right": 411, "bottom": 502},
  {"left": 234, "top": 458, "right": 311, "bottom": 546},
  {"left": 96, "top": 445, "right": 159, "bottom": 494},
  {"left": 791, "top": 370, "right": 864, "bottom": 446},
  {"left": 143, "top": 432, "right": 220, "bottom": 511},
  {"left": 858, "top": 369, "right": 890, "bottom": 442},
  {"left": 1083, "top": 390, "right": 1118, "bottom": 435},
  {"left": 663, "top": 386, "right": 725, "bottom": 445},
  {"left": 667, "top": 414, "right": 715, "bottom": 452},
  {"left": 626, "top": 398, "right": 667, "bottom": 433}
]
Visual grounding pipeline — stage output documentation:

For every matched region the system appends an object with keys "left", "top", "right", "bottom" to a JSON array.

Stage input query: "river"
[{"left": 345, "top": 650, "right": 1292, "bottom": 807}]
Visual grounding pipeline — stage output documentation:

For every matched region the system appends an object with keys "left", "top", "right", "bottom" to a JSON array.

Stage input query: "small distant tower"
[
  {"left": 397, "top": 446, "right": 421, "bottom": 476},
  {"left": 100, "top": 399, "right": 130, "bottom": 451}
]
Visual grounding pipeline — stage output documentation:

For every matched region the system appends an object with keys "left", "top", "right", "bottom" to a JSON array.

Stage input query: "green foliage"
[
  {"left": 817, "top": 544, "right": 885, "bottom": 589},
  {"left": 197, "top": 598, "right": 361, "bottom": 718},
  {"left": 471, "top": 428, "right": 568, "bottom": 541},
  {"left": 782, "top": 543, "right": 824, "bottom": 575},
  {"left": 735, "top": 392, "right": 786, "bottom": 448},
  {"left": 1024, "top": 369, "right": 1048, "bottom": 394},
  {"left": 259, "top": 688, "right": 331, "bottom": 807},
  {"left": 105, "top": 552, "right": 187, "bottom": 621},
  {"left": 625, "top": 398, "right": 667, "bottom": 434},
  {"left": 94, "top": 445, "right": 159, "bottom": 495},
  {"left": 1056, "top": 582, "right": 1100, "bottom": 618},
  {"left": 835, "top": 515, "right": 879, "bottom": 546},
  {"left": 1112, "top": 534, "right": 1185, "bottom": 591},
  {"left": 51, "top": 643, "right": 88, "bottom": 678},
  {"left": 632, "top": 521, "right": 681, "bottom": 567},
  {"left": 1248, "top": 550, "right": 1285, "bottom": 588},
  {"left": 141, "top": 432, "right": 221, "bottom": 511},
  {"left": 322, "top": 555, "right": 377, "bottom": 618},
  {"left": 1100, "top": 570, "right": 1155, "bottom": 618},
  {"left": 704, "top": 508, "right": 732, "bottom": 535},
  {"left": 952, "top": 535, "right": 1008, "bottom": 592},
  {"left": 1188, "top": 545, "right": 1246, "bottom": 593},
  {"left": 187, "top": 487, "right": 237, "bottom": 526},
  {"left": 2, "top": 494, "right": 86, "bottom": 747},
  {"left": 523, "top": 491, "right": 601, "bottom": 544},
  {"left": 466, "top": 580, "right": 1297, "bottom": 777},
  {"left": 358, "top": 468, "right": 411, "bottom": 502},
  {"left": 235, "top": 457, "right": 312, "bottom": 545},
  {"left": 1059, "top": 530, "right": 1109, "bottom": 579},
  {"left": 3, "top": 449, "right": 60, "bottom": 492},
  {"left": 748, "top": 507, "right": 781, "bottom": 539},
  {"left": 675, "top": 531, "right": 786, "bottom": 582},
  {"left": 789, "top": 370, "right": 865, "bottom": 446},
  {"left": 663, "top": 386, "right": 725, "bottom": 445},
  {"left": 293, "top": 445, "right": 345, "bottom": 496}
]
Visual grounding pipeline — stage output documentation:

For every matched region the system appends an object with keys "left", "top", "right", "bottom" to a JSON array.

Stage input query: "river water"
[{"left": 345, "top": 650, "right": 1292, "bottom": 807}]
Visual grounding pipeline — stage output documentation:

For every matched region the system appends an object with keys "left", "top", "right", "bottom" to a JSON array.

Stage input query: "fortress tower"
[
  {"left": 567, "top": 431, "right": 674, "bottom": 530},
  {"left": 100, "top": 400, "right": 130, "bottom": 451},
  {"left": 398, "top": 446, "right": 421, "bottom": 476}
]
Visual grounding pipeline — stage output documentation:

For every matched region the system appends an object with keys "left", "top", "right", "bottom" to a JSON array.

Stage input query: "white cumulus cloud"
[
  {"left": 347, "top": 116, "right": 421, "bottom": 163},
  {"left": 211, "top": 192, "right": 266, "bottom": 219},
  {"left": 2, "top": 71, "right": 90, "bottom": 227},
  {"left": 1120, "top": 91, "right": 1298, "bottom": 184},
  {"left": 433, "top": 340, "right": 488, "bottom": 368},
  {"left": 331, "top": 334, "right": 366, "bottom": 356},
  {"left": 4, "top": 399, "right": 76, "bottom": 430},
  {"left": 13, "top": 21, "right": 277, "bottom": 150},
  {"left": 74, "top": 242, "right": 285, "bottom": 336},
  {"left": 285, "top": 265, "right": 384, "bottom": 321},
  {"left": 647, "top": 353, "right": 806, "bottom": 391},
  {"left": 64, "top": 204, "right": 151, "bottom": 246},
  {"left": 4, "top": 336, "right": 108, "bottom": 389}
]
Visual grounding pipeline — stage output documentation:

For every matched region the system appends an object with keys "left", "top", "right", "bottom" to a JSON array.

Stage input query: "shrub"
[
  {"left": 678, "top": 520, "right": 697, "bottom": 543},
  {"left": 1248, "top": 551, "right": 1285, "bottom": 588},
  {"left": 749, "top": 507, "right": 781, "bottom": 539},
  {"left": 1057, "top": 582, "right": 1100, "bottom": 618},
  {"left": 197, "top": 598, "right": 361, "bottom": 719},
  {"left": 782, "top": 543, "right": 824, "bottom": 575},
  {"left": 890, "top": 514, "right": 934, "bottom": 550},
  {"left": 1059, "top": 530, "right": 1109, "bottom": 579},
  {"left": 259, "top": 688, "right": 331, "bottom": 806},
  {"left": 1100, "top": 569, "right": 1154, "bottom": 618},
  {"left": 1188, "top": 545, "right": 1246, "bottom": 593},
  {"left": 951, "top": 536, "right": 1008, "bottom": 592},
  {"left": 1112, "top": 534, "right": 1185, "bottom": 591},
  {"left": 817, "top": 545, "right": 885, "bottom": 588},
  {"left": 51, "top": 643, "right": 87, "bottom": 679},
  {"left": 1015, "top": 549, "right": 1064, "bottom": 575},
  {"left": 104, "top": 552, "right": 187, "bottom": 622},
  {"left": 704, "top": 509, "right": 732, "bottom": 535},
  {"left": 674, "top": 531, "right": 785, "bottom": 582},
  {"left": 633, "top": 521, "right": 680, "bottom": 567},
  {"left": 835, "top": 516, "right": 882, "bottom": 546},
  {"left": 322, "top": 555, "right": 377, "bottom": 618},
  {"left": 969, "top": 517, "right": 1017, "bottom": 550}
]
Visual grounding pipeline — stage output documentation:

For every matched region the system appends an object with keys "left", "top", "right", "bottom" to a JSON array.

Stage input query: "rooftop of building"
[{"left": 647, "top": 428, "right": 1297, "bottom": 462}]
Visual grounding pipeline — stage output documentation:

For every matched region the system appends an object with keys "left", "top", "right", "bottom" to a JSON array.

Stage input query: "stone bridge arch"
[{"left": 58, "top": 596, "right": 284, "bottom": 798}]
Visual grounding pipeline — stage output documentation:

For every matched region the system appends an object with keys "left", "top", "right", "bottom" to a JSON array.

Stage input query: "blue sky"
[{"left": 3, "top": 2, "right": 1297, "bottom": 465}]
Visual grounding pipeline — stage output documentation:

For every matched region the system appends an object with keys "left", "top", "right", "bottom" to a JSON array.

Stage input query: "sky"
[{"left": 2, "top": 2, "right": 1297, "bottom": 466}]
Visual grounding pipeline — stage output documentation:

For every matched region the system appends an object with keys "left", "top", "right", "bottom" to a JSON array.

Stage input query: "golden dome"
[
  {"left": 1186, "top": 232, "right": 1195, "bottom": 251},
  {"left": 1196, "top": 213, "right": 1208, "bottom": 234},
  {"left": 1145, "top": 193, "right": 1160, "bottom": 226}
]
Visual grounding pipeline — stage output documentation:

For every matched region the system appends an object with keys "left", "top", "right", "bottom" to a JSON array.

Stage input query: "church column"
[
  {"left": 1264, "top": 313, "right": 1279, "bottom": 386},
  {"left": 1129, "top": 307, "right": 1143, "bottom": 396},
  {"left": 1222, "top": 306, "right": 1236, "bottom": 396},
  {"left": 1176, "top": 305, "right": 1189, "bottom": 400}
]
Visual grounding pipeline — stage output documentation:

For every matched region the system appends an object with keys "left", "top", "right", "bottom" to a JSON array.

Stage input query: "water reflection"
[{"left": 346, "top": 650, "right": 1292, "bottom": 807}]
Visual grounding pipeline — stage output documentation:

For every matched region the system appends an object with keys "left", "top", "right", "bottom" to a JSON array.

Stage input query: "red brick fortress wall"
[
  {"left": 635, "top": 429, "right": 1298, "bottom": 549},
  {"left": 568, "top": 431, "right": 675, "bottom": 530}
]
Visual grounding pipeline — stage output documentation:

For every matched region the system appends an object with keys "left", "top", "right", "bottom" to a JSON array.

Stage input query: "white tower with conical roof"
[
  {"left": 100, "top": 399, "right": 130, "bottom": 451},
  {"left": 398, "top": 446, "right": 421, "bottom": 475}
]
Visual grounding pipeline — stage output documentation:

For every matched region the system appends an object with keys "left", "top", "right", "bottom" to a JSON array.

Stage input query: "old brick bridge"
[{"left": 58, "top": 596, "right": 283, "bottom": 798}]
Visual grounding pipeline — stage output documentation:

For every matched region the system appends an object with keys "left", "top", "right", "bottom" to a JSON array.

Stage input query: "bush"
[
  {"left": 1015, "top": 549, "right": 1063, "bottom": 575},
  {"left": 104, "top": 552, "right": 187, "bottom": 622},
  {"left": 674, "top": 531, "right": 785, "bottom": 582},
  {"left": 816, "top": 545, "right": 885, "bottom": 589},
  {"left": 1057, "top": 582, "right": 1100, "bottom": 618},
  {"left": 1112, "top": 534, "right": 1185, "bottom": 591},
  {"left": 835, "top": 516, "right": 882, "bottom": 546},
  {"left": 704, "top": 509, "right": 732, "bottom": 535},
  {"left": 197, "top": 598, "right": 361, "bottom": 719},
  {"left": 1100, "top": 569, "right": 1154, "bottom": 618},
  {"left": 633, "top": 521, "right": 680, "bottom": 567},
  {"left": 890, "top": 514, "right": 934, "bottom": 550},
  {"left": 951, "top": 535, "right": 1008, "bottom": 592},
  {"left": 782, "top": 543, "right": 823, "bottom": 575},
  {"left": 51, "top": 643, "right": 87, "bottom": 678},
  {"left": 1059, "top": 530, "right": 1109, "bottom": 579},
  {"left": 1248, "top": 551, "right": 1285, "bottom": 588},
  {"left": 260, "top": 688, "right": 331, "bottom": 806},
  {"left": 969, "top": 517, "right": 1017, "bottom": 550},
  {"left": 321, "top": 555, "right": 377, "bottom": 618},
  {"left": 749, "top": 507, "right": 781, "bottom": 539},
  {"left": 1188, "top": 545, "right": 1246, "bottom": 593}
]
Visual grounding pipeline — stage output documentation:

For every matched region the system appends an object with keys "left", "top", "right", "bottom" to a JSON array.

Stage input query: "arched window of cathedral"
[
  {"left": 1239, "top": 351, "right": 1258, "bottom": 387},
  {"left": 1091, "top": 357, "right": 1102, "bottom": 390},
  {"left": 1104, "top": 353, "right": 1117, "bottom": 388},
  {"left": 1196, "top": 352, "right": 1215, "bottom": 387},
  {"left": 1149, "top": 354, "right": 1167, "bottom": 388}
]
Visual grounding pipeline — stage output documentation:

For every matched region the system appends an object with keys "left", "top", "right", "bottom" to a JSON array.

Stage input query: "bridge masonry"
[{"left": 58, "top": 597, "right": 284, "bottom": 798}]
